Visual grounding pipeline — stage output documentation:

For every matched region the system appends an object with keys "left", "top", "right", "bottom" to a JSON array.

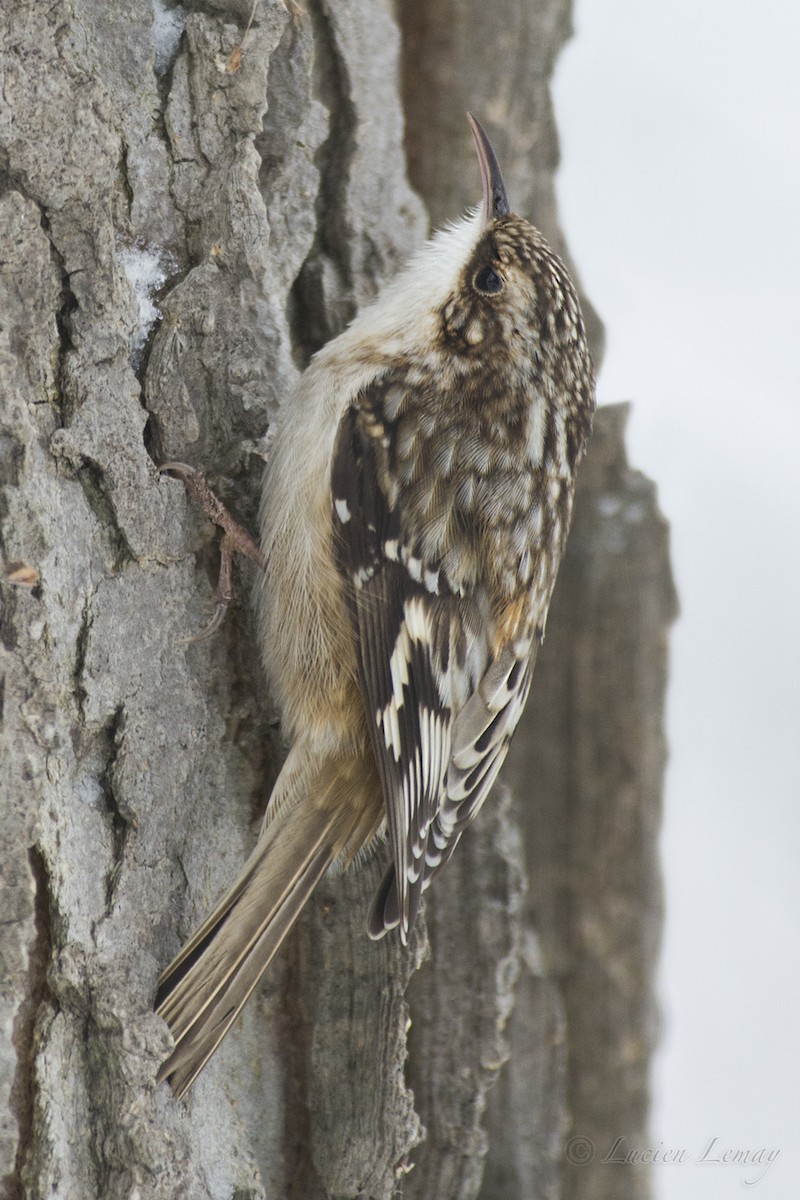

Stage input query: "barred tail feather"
[{"left": 155, "top": 797, "right": 340, "bottom": 1098}]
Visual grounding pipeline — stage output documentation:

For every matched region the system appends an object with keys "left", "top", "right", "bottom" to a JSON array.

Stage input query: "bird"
[{"left": 155, "top": 113, "right": 596, "bottom": 1097}]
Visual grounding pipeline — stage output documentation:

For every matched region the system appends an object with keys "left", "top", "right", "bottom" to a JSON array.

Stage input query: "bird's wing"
[
  {"left": 332, "top": 400, "right": 458, "bottom": 941},
  {"left": 331, "top": 392, "right": 534, "bottom": 941},
  {"left": 432, "top": 640, "right": 536, "bottom": 876}
]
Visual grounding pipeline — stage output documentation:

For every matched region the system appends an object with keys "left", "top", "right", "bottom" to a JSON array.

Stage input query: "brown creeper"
[{"left": 155, "top": 114, "right": 595, "bottom": 1096}]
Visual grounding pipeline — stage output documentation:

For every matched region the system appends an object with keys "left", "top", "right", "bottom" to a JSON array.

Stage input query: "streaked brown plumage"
[{"left": 155, "top": 114, "right": 595, "bottom": 1096}]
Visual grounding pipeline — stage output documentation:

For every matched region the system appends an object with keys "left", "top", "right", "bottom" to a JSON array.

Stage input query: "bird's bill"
[{"left": 467, "top": 112, "right": 511, "bottom": 226}]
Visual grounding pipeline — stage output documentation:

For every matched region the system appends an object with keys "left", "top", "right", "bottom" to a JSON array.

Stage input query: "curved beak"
[{"left": 467, "top": 112, "right": 510, "bottom": 227}]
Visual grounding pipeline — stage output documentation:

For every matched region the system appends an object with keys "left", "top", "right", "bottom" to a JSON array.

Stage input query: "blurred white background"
[{"left": 554, "top": 1, "right": 800, "bottom": 1196}]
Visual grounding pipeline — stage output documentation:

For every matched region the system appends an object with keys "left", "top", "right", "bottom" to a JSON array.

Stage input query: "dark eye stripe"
[{"left": 474, "top": 266, "right": 503, "bottom": 294}]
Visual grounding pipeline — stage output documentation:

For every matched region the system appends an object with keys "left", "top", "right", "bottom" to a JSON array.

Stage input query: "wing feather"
[
  {"left": 333, "top": 403, "right": 455, "bottom": 939},
  {"left": 331, "top": 389, "right": 536, "bottom": 940}
]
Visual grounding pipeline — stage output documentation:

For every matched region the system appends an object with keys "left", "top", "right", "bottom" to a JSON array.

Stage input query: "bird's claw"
[{"left": 159, "top": 461, "right": 265, "bottom": 640}]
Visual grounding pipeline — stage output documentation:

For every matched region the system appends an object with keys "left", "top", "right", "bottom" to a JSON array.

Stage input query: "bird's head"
[
  {"left": 436, "top": 115, "right": 591, "bottom": 401},
  {"left": 325, "top": 114, "right": 593, "bottom": 429}
]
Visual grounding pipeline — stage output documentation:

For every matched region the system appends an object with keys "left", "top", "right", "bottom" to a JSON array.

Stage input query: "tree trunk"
[{"left": 0, "top": 2, "right": 675, "bottom": 1198}]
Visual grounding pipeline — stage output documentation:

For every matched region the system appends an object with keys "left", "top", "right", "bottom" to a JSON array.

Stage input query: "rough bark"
[{"left": 0, "top": 3, "right": 674, "bottom": 1199}]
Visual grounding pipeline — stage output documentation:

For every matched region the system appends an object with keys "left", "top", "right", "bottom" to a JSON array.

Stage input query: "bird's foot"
[{"left": 159, "top": 462, "right": 266, "bottom": 642}]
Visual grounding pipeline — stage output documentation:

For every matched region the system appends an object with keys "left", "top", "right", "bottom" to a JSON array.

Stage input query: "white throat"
[{"left": 318, "top": 207, "right": 484, "bottom": 368}]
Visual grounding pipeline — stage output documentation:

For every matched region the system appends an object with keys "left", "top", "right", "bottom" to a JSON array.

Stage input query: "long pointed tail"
[{"left": 155, "top": 795, "right": 340, "bottom": 1098}]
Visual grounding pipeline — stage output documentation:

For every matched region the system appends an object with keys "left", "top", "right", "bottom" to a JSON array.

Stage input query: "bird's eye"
[{"left": 473, "top": 266, "right": 503, "bottom": 295}]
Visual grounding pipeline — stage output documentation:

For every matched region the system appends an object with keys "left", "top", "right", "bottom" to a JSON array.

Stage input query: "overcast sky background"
[{"left": 553, "top": 1, "right": 800, "bottom": 1196}]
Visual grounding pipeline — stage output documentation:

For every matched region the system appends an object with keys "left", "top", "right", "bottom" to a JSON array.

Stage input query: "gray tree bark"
[{"left": 0, "top": 2, "right": 675, "bottom": 1199}]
